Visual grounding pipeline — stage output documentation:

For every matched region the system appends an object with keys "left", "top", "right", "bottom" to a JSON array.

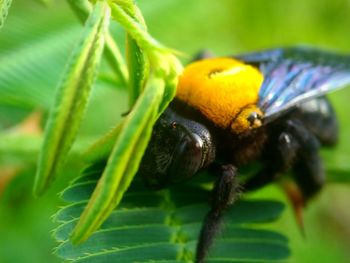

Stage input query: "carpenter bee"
[{"left": 139, "top": 47, "right": 350, "bottom": 263}]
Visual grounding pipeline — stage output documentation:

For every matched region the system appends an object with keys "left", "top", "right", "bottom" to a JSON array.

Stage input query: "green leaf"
[
  {"left": 34, "top": 2, "right": 110, "bottom": 196},
  {"left": 326, "top": 169, "right": 350, "bottom": 184},
  {"left": 82, "top": 122, "right": 122, "bottom": 163},
  {"left": 0, "top": 18, "right": 80, "bottom": 112},
  {"left": 32, "top": 0, "right": 53, "bottom": 6},
  {"left": 123, "top": 1, "right": 149, "bottom": 107},
  {"left": 108, "top": 0, "right": 183, "bottom": 81},
  {"left": 0, "top": 0, "right": 12, "bottom": 29},
  {"left": 126, "top": 35, "right": 149, "bottom": 107},
  {"left": 71, "top": 4, "right": 182, "bottom": 241},
  {"left": 67, "top": 0, "right": 129, "bottom": 86},
  {"left": 104, "top": 32, "right": 129, "bottom": 87},
  {"left": 66, "top": 0, "right": 92, "bottom": 22},
  {"left": 323, "top": 150, "right": 350, "bottom": 183},
  {"left": 53, "top": 163, "right": 290, "bottom": 262},
  {"left": 70, "top": 76, "right": 165, "bottom": 244}
]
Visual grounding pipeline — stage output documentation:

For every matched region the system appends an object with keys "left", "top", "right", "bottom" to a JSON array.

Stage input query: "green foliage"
[
  {"left": 67, "top": 0, "right": 128, "bottom": 87},
  {"left": 0, "top": 1, "right": 350, "bottom": 263},
  {"left": 53, "top": 163, "right": 289, "bottom": 262},
  {"left": 64, "top": 0, "right": 182, "bottom": 245},
  {"left": 0, "top": 0, "right": 12, "bottom": 28},
  {"left": 0, "top": 4, "right": 78, "bottom": 115},
  {"left": 34, "top": 2, "right": 110, "bottom": 196},
  {"left": 71, "top": 76, "right": 164, "bottom": 243}
]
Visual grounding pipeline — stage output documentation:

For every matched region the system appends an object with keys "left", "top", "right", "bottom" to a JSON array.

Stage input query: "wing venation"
[{"left": 235, "top": 47, "right": 350, "bottom": 121}]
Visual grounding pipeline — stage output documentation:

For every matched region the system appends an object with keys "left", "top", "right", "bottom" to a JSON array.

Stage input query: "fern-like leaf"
[{"left": 53, "top": 162, "right": 290, "bottom": 262}]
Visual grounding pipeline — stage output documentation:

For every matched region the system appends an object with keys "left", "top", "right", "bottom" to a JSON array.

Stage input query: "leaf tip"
[
  {"left": 33, "top": 162, "right": 55, "bottom": 197},
  {"left": 33, "top": 171, "right": 48, "bottom": 197}
]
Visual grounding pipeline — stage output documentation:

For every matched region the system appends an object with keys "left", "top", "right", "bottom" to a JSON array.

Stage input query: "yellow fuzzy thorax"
[{"left": 177, "top": 58, "right": 264, "bottom": 134}]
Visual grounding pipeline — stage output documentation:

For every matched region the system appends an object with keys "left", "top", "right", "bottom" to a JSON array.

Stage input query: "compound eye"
[
  {"left": 169, "top": 125, "right": 204, "bottom": 180},
  {"left": 247, "top": 112, "right": 258, "bottom": 125},
  {"left": 139, "top": 108, "right": 215, "bottom": 189},
  {"left": 247, "top": 111, "right": 263, "bottom": 128}
]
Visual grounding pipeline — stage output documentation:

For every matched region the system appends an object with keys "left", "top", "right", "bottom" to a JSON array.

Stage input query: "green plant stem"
[{"left": 108, "top": 1, "right": 163, "bottom": 54}]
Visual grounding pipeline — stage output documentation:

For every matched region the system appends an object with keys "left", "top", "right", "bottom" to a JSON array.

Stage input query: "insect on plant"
[
  {"left": 140, "top": 47, "right": 350, "bottom": 262},
  {"left": 25, "top": 1, "right": 350, "bottom": 262}
]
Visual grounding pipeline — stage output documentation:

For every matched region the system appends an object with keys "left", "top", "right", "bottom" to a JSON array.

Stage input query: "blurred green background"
[{"left": 0, "top": 0, "right": 350, "bottom": 262}]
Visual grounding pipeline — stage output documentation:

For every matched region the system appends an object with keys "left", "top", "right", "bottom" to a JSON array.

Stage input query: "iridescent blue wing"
[{"left": 235, "top": 47, "right": 350, "bottom": 122}]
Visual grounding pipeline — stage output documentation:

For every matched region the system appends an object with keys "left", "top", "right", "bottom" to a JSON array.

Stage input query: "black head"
[{"left": 139, "top": 108, "right": 216, "bottom": 189}]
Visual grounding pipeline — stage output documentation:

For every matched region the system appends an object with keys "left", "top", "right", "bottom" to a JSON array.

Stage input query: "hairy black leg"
[
  {"left": 242, "top": 119, "right": 325, "bottom": 235},
  {"left": 245, "top": 119, "right": 325, "bottom": 201},
  {"left": 244, "top": 131, "right": 299, "bottom": 191},
  {"left": 196, "top": 164, "right": 239, "bottom": 263}
]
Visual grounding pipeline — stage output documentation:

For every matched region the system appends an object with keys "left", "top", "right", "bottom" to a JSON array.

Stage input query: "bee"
[{"left": 138, "top": 47, "right": 350, "bottom": 263}]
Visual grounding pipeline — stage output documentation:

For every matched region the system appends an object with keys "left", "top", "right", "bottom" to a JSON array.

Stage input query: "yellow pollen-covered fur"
[{"left": 177, "top": 58, "right": 264, "bottom": 133}]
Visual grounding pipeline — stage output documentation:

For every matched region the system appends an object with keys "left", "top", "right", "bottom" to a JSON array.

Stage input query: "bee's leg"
[
  {"left": 196, "top": 164, "right": 239, "bottom": 263},
  {"left": 244, "top": 131, "right": 299, "bottom": 191},
  {"left": 244, "top": 119, "right": 324, "bottom": 233},
  {"left": 244, "top": 119, "right": 324, "bottom": 200}
]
